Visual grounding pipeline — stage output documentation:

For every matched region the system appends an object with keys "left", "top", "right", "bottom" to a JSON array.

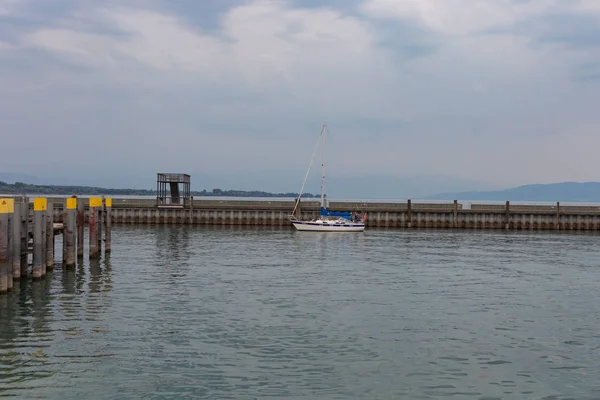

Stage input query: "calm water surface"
[{"left": 1, "top": 226, "right": 600, "bottom": 399}]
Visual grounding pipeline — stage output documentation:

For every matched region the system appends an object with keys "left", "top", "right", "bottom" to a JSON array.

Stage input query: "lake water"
[{"left": 1, "top": 226, "right": 600, "bottom": 399}]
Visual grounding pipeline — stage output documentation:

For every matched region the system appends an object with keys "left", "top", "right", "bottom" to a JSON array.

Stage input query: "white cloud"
[{"left": 360, "top": 0, "right": 600, "bottom": 36}]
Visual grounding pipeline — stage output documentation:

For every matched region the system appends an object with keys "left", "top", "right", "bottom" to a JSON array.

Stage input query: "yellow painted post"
[
  {"left": 105, "top": 198, "right": 112, "bottom": 253},
  {"left": 89, "top": 197, "right": 102, "bottom": 259},
  {"left": 0, "top": 198, "right": 14, "bottom": 293},
  {"left": 33, "top": 198, "right": 47, "bottom": 279},
  {"left": 65, "top": 197, "right": 76, "bottom": 267},
  {"left": 46, "top": 201, "right": 54, "bottom": 271}
]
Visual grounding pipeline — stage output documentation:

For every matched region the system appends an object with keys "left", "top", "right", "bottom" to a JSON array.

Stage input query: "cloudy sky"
[{"left": 1, "top": 0, "right": 599, "bottom": 196}]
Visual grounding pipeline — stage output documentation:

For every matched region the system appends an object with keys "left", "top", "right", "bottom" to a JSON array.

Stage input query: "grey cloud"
[{"left": 1, "top": 0, "right": 600, "bottom": 197}]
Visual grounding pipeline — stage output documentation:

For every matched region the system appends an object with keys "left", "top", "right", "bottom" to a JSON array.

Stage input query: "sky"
[{"left": 1, "top": 0, "right": 600, "bottom": 197}]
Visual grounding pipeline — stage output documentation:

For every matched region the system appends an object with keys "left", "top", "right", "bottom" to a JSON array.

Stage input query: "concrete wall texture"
[{"left": 39, "top": 198, "right": 600, "bottom": 231}]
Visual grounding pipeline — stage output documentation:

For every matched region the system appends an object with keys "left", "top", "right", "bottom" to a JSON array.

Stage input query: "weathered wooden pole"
[
  {"left": 6, "top": 203, "right": 13, "bottom": 290},
  {"left": 556, "top": 201, "right": 560, "bottom": 231},
  {"left": 505, "top": 201, "right": 510, "bottom": 230},
  {"left": 89, "top": 197, "right": 101, "bottom": 259},
  {"left": 33, "top": 198, "right": 46, "bottom": 279},
  {"left": 46, "top": 202, "right": 54, "bottom": 271},
  {"left": 41, "top": 206, "right": 47, "bottom": 276},
  {"left": 65, "top": 197, "right": 76, "bottom": 267},
  {"left": 0, "top": 198, "right": 14, "bottom": 293},
  {"left": 20, "top": 200, "right": 28, "bottom": 278},
  {"left": 97, "top": 196, "right": 104, "bottom": 252},
  {"left": 453, "top": 200, "right": 458, "bottom": 229},
  {"left": 407, "top": 199, "right": 412, "bottom": 228},
  {"left": 76, "top": 199, "right": 84, "bottom": 258},
  {"left": 11, "top": 200, "right": 21, "bottom": 280},
  {"left": 105, "top": 198, "right": 112, "bottom": 254}
]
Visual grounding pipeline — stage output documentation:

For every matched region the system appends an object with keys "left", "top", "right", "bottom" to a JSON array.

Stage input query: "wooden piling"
[
  {"left": 89, "top": 197, "right": 101, "bottom": 259},
  {"left": 98, "top": 197, "right": 103, "bottom": 252},
  {"left": 0, "top": 198, "right": 14, "bottom": 293},
  {"left": 556, "top": 202, "right": 560, "bottom": 231},
  {"left": 65, "top": 198, "right": 76, "bottom": 267},
  {"left": 12, "top": 199, "right": 21, "bottom": 280},
  {"left": 453, "top": 200, "right": 458, "bottom": 228},
  {"left": 33, "top": 198, "right": 46, "bottom": 279},
  {"left": 20, "top": 201, "right": 28, "bottom": 278},
  {"left": 407, "top": 199, "right": 412, "bottom": 228},
  {"left": 46, "top": 202, "right": 54, "bottom": 271},
  {"left": 6, "top": 205, "right": 13, "bottom": 290},
  {"left": 77, "top": 199, "right": 84, "bottom": 258},
  {"left": 105, "top": 198, "right": 112, "bottom": 254},
  {"left": 505, "top": 201, "right": 510, "bottom": 230}
]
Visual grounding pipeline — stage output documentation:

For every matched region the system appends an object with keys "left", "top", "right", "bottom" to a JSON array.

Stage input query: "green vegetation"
[{"left": 0, "top": 181, "right": 319, "bottom": 198}]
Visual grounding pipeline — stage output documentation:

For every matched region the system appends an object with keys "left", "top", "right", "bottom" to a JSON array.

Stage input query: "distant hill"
[
  {"left": 427, "top": 182, "right": 600, "bottom": 202},
  {"left": 0, "top": 181, "right": 319, "bottom": 198}
]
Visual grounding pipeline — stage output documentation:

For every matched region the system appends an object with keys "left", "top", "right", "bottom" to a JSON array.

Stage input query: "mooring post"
[
  {"left": 33, "top": 198, "right": 46, "bottom": 279},
  {"left": 89, "top": 197, "right": 101, "bottom": 259},
  {"left": 189, "top": 195, "right": 193, "bottom": 225},
  {"left": 453, "top": 200, "right": 458, "bottom": 228},
  {"left": 505, "top": 201, "right": 510, "bottom": 230},
  {"left": 41, "top": 206, "right": 47, "bottom": 276},
  {"left": 11, "top": 198, "right": 21, "bottom": 280},
  {"left": 556, "top": 201, "right": 560, "bottom": 231},
  {"left": 46, "top": 201, "right": 54, "bottom": 271},
  {"left": 97, "top": 197, "right": 103, "bottom": 253},
  {"left": 0, "top": 198, "right": 14, "bottom": 293},
  {"left": 20, "top": 200, "right": 28, "bottom": 278},
  {"left": 6, "top": 203, "right": 13, "bottom": 290},
  {"left": 407, "top": 199, "right": 412, "bottom": 228},
  {"left": 65, "top": 197, "right": 76, "bottom": 267},
  {"left": 105, "top": 198, "right": 112, "bottom": 254},
  {"left": 77, "top": 198, "right": 84, "bottom": 258}
]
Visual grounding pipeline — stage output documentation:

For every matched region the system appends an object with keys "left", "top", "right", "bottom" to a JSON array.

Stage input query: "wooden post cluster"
[{"left": 0, "top": 195, "right": 113, "bottom": 294}]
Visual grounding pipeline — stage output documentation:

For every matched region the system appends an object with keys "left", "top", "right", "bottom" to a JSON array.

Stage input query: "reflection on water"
[
  {"left": 0, "top": 226, "right": 600, "bottom": 398},
  {"left": 0, "top": 252, "right": 113, "bottom": 397}
]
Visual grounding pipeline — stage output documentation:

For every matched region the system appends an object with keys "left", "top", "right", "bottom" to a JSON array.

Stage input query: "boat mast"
[
  {"left": 320, "top": 123, "right": 326, "bottom": 207},
  {"left": 290, "top": 124, "right": 325, "bottom": 218}
]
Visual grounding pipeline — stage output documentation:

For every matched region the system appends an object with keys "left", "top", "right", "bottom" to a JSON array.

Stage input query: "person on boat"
[{"left": 354, "top": 212, "right": 359, "bottom": 223}]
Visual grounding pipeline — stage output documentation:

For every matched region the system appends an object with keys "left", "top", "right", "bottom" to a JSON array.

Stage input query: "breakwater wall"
[{"left": 36, "top": 197, "right": 600, "bottom": 231}]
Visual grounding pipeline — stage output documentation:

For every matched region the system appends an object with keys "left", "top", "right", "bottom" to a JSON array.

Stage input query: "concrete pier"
[{"left": 43, "top": 197, "right": 600, "bottom": 231}]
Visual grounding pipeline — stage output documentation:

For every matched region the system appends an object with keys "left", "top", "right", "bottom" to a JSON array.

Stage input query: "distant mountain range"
[
  {"left": 3, "top": 172, "right": 600, "bottom": 202},
  {"left": 427, "top": 182, "right": 600, "bottom": 203}
]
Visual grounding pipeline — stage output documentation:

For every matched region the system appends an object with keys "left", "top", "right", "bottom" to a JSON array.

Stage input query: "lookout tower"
[{"left": 156, "top": 173, "right": 191, "bottom": 208}]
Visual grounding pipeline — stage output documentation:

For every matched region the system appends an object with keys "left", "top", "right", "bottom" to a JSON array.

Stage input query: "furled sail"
[{"left": 320, "top": 206, "right": 352, "bottom": 220}]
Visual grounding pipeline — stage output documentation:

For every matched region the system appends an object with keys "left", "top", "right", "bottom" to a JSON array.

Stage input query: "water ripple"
[{"left": 0, "top": 227, "right": 600, "bottom": 398}]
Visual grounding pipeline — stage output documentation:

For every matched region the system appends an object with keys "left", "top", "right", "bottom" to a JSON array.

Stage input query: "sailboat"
[{"left": 289, "top": 123, "right": 366, "bottom": 232}]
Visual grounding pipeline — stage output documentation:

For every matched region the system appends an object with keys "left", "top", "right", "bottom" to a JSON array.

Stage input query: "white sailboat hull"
[{"left": 291, "top": 220, "right": 365, "bottom": 232}]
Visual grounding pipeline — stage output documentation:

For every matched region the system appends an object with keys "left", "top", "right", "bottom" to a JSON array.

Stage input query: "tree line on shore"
[{"left": 0, "top": 181, "right": 319, "bottom": 198}]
